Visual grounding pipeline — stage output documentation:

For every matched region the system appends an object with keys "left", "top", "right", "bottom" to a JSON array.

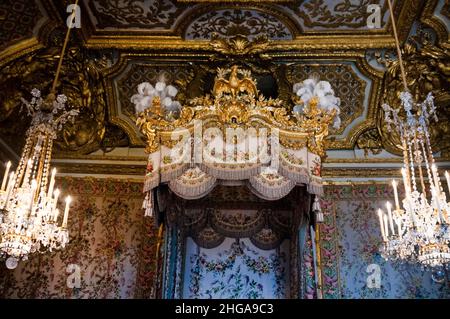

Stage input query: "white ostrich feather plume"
[
  {"left": 131, "top": 81, "right": 182, "bottom": 115},
  {"left": 293, "top": 78, "right": 342, "bottom": 129}
]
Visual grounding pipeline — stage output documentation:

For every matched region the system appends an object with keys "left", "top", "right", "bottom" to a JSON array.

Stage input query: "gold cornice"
[
  {"left": 84, "top": 35, "right": 396, "bottom": 50},
  {"left": 53, "top": 162, "right": 450, "bottom": 179},
  {"left": 56, "top": 162, "right": 146, "bottom": 176},
  {"left": 0, "top": 38, "right": 43, "bottom": 68},
  {"left": 322, "top": 168, "right": 399, "bottom": 178}
]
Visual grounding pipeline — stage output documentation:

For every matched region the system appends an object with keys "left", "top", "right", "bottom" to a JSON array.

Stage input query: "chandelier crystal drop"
[{"left": 0, "top": 89, "right": 79, "bottom": 269}]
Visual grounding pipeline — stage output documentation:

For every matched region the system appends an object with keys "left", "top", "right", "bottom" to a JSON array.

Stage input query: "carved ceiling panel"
[
  {"left": 0, "top": 0, "right": 44, "bottom": 52},
  {"left": 183, "top": 9, "right": 294, "bottom": 40},
  {"left": 75, "top": 0, "right": 416, "bottom": 49},
  {"left": 87, "top": 0, "right": 184, "bottom": 30},
  {"left": 290, "top": 0, "right": 392, "bottom": 31},
  {"left": 83, "top": 0, "right": 402, "bottom": 34}
]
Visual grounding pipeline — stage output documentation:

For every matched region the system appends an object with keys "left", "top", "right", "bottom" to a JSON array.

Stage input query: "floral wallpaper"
[
  {"left": 183, "top": 237, "right": 290, "bottom": 299},
  {"left": 0, "top": 177, "right": 159, "bottom": 299},
  {"left": 320, "top": 184, "right": 449, "bottom": 299}
]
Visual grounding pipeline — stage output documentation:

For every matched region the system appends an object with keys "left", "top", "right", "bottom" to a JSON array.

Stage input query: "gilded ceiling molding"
[
  {"left": 377, "top": 28, "right": 450, "bottom": 157},
  {"left": 420, "top": 0, "right": 450, "bottom": 46},
  {"left": 87, "top": 0, "right": 183, "bottom": 30},
  {"left": 0, "top": 38, "right": 43, "bottom": 69},
  {"left": 83, "top": 35, "right": 396, "bottom": 50}
]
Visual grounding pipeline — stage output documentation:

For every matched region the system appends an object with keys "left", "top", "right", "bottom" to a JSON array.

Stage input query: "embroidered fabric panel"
[{"left": 183, "top": 237, "right": 290, "bottom": 299}]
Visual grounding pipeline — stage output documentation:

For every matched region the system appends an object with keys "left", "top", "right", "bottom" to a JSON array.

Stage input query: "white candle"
[
  {"left": 378, "top": 209, "right": 386, "bottom": 241},
  {"left": 445, "top": 171, "right": 450, "bottom": 195},
  {"left": 4, "top": 172, "right": 15, "bottom": 208},
  {"left": 392, "top": 179, "right": 400, "bottom": 210},
  {"left": 383, "top": 214, "right": 389, "bottom": 238},
  {"left": 62, "top": 196, "right": 71, "bottom": 228},
  {"left": 1, "top": 161, "right": 11, "bottom": 191},
  {"left": 47, "top": 168, "right": 57, "bottom": 198},
  {"left": 386, "top": 201, "right": 395, "bottom": 235}
]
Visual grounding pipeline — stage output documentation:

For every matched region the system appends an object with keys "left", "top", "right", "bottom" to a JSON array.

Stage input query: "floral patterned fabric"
[
  {"left": 320, "top": 184, "right": 448, "bottom": 299},
  {"left": 183, "top": 237, "right": 290, "bottom": 299},
  {"left": 0, "top": 177, "right": 159, "bottom": 299},
  {"left": 1, "top": 180, "right": 447, "bottom": 299}
]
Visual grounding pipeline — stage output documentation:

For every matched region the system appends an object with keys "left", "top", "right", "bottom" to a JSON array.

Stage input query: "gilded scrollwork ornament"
[
  {"left": 379, "top": 28, "right": 450, "bottom": 155},
  {"left": 135, "top": 65, "right": 340, "bottom": 158}
]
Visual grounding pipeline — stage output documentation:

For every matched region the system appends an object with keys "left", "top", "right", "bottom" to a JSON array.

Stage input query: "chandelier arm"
[
  {"left": 50, "top": 0, "right": 79, "bottom": 94},
  {"left": 387, "top": 0, "right": 408, "bottom": 92}
]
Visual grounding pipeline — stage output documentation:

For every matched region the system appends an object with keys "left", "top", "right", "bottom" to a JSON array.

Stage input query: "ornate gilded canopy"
[{"left": 135, "top": 66, "right": 338, "bottom": 215}]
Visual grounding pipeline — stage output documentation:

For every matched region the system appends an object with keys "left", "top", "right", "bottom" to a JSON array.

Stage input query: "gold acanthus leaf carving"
[{"left": 209, "top": 33, "right": 270, "bottom": 56}]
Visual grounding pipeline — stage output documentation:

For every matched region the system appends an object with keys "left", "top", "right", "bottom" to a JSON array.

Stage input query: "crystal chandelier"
[
  {"left": 376, "top": 0, "right": 450, "bottom": 270},
  {"left": 0, "top": 2, "right": 79, "bottom": 269}
]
